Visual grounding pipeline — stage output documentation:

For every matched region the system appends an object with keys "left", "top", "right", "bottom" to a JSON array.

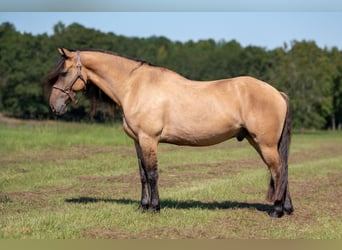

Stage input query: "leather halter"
[{"left": 52, "top": 50, "right": 86, "bottom": 104}]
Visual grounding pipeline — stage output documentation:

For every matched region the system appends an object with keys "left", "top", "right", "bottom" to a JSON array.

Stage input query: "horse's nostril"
[{"left": 50, "top": 105, "right": 56, "bottom": 113}]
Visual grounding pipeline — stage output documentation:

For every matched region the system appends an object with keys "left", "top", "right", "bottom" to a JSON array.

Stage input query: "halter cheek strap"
[{"left": 52, "top": 50, "right": 87, "bottom": 104}]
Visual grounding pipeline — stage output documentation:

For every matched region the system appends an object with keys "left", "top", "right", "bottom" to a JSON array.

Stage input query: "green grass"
[{"left": 0, "top": 120, "right": 341, "bottom": 239}]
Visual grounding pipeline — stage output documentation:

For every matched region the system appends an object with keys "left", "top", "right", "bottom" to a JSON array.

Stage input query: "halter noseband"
[{"left": 52, "top": 50, "right": 86, "bottom": 104}]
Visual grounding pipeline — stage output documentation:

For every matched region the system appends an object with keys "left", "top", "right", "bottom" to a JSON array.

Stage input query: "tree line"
[{"left": 0, "top": 21, "right": 341, "bottom": 130}]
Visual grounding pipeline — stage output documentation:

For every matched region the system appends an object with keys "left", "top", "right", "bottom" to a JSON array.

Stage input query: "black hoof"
[
  {"left": 284, "top": 200, "right": 294, "bottom": 215},
  {"left": 269, "top": 201, "right": 285, "bottom": 218},
  {"left": 284, "top": 206, "right": 294, "bottom": 215},
  {"left": 138, "top": 204, "right": 160, "bottom": 213},
  {"left": 147, "top": 206, "right": 160, "bottom": 213},
  {"left": 268, "top": 209, "right": 284, "bottom": 218},
  {"left": 138, "top": 204, "right": 149, "bottom": 212}
]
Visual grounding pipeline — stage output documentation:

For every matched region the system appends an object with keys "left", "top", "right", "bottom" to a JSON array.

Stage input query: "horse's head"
[{"left": 46, "top": 48, "right": 87, "bottom": 115}]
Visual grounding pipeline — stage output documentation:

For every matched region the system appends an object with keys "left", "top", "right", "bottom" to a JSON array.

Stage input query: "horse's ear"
[
  {"left": 58, "top": 48, "right": 66, "bottom": 56},
  {"left": 58, "top": 48, "right": 71, "bottom": 58}
]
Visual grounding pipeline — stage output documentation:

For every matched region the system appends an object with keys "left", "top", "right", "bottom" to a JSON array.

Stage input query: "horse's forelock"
[{"left": 43, "top": 56, "right": 66, "bottom": 100}]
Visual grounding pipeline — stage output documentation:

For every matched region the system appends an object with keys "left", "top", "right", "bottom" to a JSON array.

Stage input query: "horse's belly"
[{"left": 160, "top": 122, "right": 240, "bottom": 146}]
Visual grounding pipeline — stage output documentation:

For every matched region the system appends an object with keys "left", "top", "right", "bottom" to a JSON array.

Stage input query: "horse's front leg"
[
  {"left": 135, "top": 142, "right": 150, "bottom": 211},
  {"left": 135, "top": 136, "right": 160, "bottom": 212}
]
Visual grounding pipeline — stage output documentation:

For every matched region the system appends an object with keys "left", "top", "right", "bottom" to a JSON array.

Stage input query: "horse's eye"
[{"left": 60, "top": 71, "right": 68, "bottom": 77}]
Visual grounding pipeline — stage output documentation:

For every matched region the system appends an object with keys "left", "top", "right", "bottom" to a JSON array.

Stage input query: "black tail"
[
  {"left": 267, "top": 92, "right": 292, "bottom": 202},
  {"left": 278, "top": 93, "right": 291, "bottom": 200}
]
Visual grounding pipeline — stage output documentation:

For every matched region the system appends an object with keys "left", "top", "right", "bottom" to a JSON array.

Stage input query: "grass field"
[{"left": 0, "top": 118, "right": 341, "bottom": 239}]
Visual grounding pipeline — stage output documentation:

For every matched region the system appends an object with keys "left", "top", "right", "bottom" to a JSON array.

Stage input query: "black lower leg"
[
  {"left": 138, "top": 161, "right": 150, "bottom": 212},
  {"left": 139, "top": 184, "right": 150, "bottom": 212},
  {"left": 147, "top": 169, "right": 160, "bottom": 212},
  {"left": 267, "top": 178, "right": 275, "bottom": 202}
]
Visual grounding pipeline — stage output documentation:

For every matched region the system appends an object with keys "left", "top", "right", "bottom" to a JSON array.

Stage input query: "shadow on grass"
[{"left": 65, "top": 197, "right": 272, "bottom": 213}]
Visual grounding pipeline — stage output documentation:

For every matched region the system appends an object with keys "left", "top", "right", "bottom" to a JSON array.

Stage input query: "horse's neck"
[{"left": 83, "top": 52, "right": 139, "bottom": 107}]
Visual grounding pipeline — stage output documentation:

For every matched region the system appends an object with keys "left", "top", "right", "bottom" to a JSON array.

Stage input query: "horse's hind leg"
[
  {"left": 246, "top": 132, "right": 292, "bottom": 217},
  {"left": 259, "top": 145, "right": 288, "bottom": 218}
]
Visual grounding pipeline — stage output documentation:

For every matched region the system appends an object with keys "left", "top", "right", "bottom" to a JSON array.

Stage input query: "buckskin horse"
[{"left": 46, "top": 48, "right": 293, "bottom": 218}]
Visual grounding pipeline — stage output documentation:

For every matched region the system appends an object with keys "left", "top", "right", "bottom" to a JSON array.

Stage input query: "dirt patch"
[
  {"left": 289, "top": 143, "right": 342, "bottom": 164},
  {"left": 85, "top": 227, "right": 131, "bottom": 239},
  {"left": 160, "top": 158, "right": 261, "bottom": 189},
  {"left": 0, "top": 145, "right": 119, "bottom": 166},
  {"left": 84, "top": 226, "right": 209, "bottom": 239},
  {"left": 136, "top": 226, "right": 210, "bottom": 239},
  {"left": 74, "top": 172, "right": 140, "bottom": 197},
  {"left": 76, "top": 172, "right": 138, "bottom": 184},
  {"left": 291, "top": 172, "right": 342, "bottom": 217},
  {"left": 0, "top": 113, "right": 56, "bottom": 125},
  {"left": 1, "top": 186, "right": 75, "bottom": 204}
]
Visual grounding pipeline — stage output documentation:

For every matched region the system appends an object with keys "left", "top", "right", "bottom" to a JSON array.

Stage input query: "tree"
[{"left": 270, "top": 41, "right": 335, "bottom": 129}]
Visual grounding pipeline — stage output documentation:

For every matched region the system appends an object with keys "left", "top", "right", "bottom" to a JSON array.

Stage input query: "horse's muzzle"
[{"left": 50, "top": 96, "right": 68, "bottom": 115}]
